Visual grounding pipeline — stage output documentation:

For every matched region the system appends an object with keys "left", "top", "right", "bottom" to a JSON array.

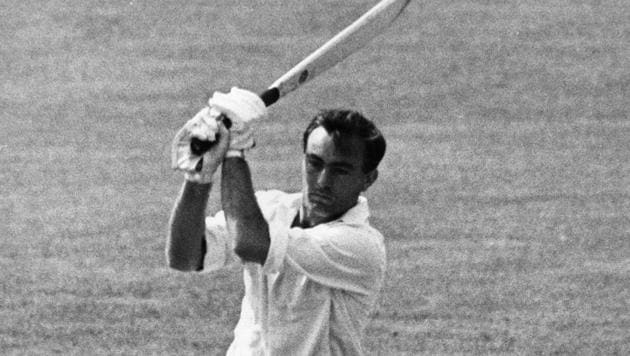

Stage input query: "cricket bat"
[{"left": 191, "top": 0, "right": 411, "bottom": 154}]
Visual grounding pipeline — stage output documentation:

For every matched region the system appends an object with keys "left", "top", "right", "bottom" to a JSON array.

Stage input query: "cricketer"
[{"left": 167, "top": 87, "right": 387, "bottom": 355}]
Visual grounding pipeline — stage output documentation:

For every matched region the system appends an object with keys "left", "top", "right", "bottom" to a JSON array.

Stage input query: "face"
[{"left": 301, "top": 126, "right": 377, "bottom": 227}]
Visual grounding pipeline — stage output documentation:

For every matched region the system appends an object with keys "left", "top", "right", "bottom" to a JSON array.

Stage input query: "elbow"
[
  {"left": 234, "top": 243, "right": 268, "bottom": 265},
  {"left": 166, "top": 249, "right": 203, "bottom": 272},
  {"left": 233, "top": 245, "right": 254, "bottom": 263},
  {"left": 165, "top": 232, "right": 207, "bottom": 272},
  {"left": 167, "top": 259, "right": 198, "bottom": 272}
]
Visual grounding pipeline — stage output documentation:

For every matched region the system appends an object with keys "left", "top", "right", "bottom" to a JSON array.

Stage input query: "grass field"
[{"left": 2, "top": 0, "right": 629, "bottom": 354}]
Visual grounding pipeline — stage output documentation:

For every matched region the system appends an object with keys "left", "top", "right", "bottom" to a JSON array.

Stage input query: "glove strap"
[
  {"left": 184, "top": 171, "right": 214, "bottom": 184},
  {"left": 225, "top": 149, "right": 245, "bottom": 159}
]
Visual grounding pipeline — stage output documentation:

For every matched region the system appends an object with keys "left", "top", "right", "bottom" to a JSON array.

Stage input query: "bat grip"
[{"left": 189, "top": 87, "right": 280, "bottom": 156}]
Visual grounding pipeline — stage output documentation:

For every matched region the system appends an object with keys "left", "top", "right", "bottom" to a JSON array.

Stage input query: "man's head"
[{"left": 300, "top": 109, "right": 386, "bottom": 227}]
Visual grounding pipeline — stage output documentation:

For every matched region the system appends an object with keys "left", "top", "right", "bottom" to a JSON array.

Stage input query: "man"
[{"left": 167, "top": 87, "right": 387, "bottom": 355}]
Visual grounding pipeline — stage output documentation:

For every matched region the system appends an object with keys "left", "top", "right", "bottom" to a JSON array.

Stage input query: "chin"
[
  {"left": 304, "top": 207, "right": 331, "bottom": 226},
  {"left": 310, "top": 209, "right": 330, "bottom": 221}
]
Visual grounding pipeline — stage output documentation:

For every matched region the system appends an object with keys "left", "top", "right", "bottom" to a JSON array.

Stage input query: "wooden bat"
[{"left": 191, "top": 0, "right": 411, "bottom": 154}]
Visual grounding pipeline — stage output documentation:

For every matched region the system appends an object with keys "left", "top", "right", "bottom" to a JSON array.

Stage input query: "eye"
[
  {"left": 332, "top": 167, "right": 350, "bottom": 175},
  {"left": 306, "top": 157, "right": 323, "bottom": 170}
]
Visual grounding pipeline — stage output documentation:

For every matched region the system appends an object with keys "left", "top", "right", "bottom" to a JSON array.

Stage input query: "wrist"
[{"left": 184, "top": 171, "right": 214, "bottom": 184}]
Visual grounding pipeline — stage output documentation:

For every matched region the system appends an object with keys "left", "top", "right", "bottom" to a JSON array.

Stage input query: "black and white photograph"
[{"left": 2, "top": 0, "right": 628, "bottom": 354}]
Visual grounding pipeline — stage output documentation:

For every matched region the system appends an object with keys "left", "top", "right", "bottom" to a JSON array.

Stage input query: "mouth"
[{"left": 308, "top": 192, "right": 333, "bottom": 206}]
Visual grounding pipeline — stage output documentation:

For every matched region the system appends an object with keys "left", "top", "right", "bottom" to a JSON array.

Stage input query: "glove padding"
[
  {"left": 208, "top": 87, "right": 267, "bottom": 151},
  {"left": 171, "top": 107, "right": 229, "bottom": 184}
]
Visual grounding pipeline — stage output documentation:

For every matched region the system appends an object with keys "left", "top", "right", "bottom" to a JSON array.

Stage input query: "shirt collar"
[{"left": 338, "top": 196, "right": 370, "bottom": 224}]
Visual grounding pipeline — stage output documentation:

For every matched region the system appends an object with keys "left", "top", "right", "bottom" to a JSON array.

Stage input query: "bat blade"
[{"left": 267, "top": 0, "right": 411, "bottom": 104}]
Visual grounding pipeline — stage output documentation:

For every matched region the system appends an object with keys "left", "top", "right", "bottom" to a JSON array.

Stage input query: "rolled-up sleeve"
[{"left": 264, "top": 223, "right": 386, "bottom": 296}]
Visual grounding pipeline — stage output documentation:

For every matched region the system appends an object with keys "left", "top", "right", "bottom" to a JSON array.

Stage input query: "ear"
[{"left": 362, "top": 169, "right": 378, "bottom": 192}]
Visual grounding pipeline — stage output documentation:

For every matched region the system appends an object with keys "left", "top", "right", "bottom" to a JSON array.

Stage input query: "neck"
[
  {"left": 297, "top": 205, "right": 345, "bottom": 228},
  {"left": 296, "top": 206, "right": 313, "bottom": 228},
  {"left": 291, "top": 208, "right": 309, "bottom": 228}
]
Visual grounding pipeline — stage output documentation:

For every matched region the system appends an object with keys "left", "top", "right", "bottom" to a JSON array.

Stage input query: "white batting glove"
[
  {"left": 208, "top": 87, "right": 267, "bottom": 151},
  {"left": 171, "top": 107, "right": 230, "bottom": 184}
]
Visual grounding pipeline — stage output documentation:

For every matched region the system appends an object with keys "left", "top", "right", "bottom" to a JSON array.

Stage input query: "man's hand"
[
  {"left": 171, "top": 107, "right": 230, "bottom": 184},
  {"left": 209, "top": 87, "right": 267, "bottom": 151}
]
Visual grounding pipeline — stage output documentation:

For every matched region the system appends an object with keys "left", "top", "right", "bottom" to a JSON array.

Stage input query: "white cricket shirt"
[{"left": 202, "top": 190, "right": 386, "bottom": 356}]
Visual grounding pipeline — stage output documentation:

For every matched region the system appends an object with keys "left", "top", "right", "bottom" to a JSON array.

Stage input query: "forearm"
[
  {"left": 166, "top": 180, "right": 211, "bottom": 271},
  {"left": 221, "top": 157, "right": 270, "bottom": 265}
]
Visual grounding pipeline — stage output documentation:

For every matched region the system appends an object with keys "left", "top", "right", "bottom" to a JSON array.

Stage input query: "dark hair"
[{"left": 302, "top": 109, "right": 386, "bottom": 173}]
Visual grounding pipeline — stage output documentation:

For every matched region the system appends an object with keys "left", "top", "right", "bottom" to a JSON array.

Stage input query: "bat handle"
[{"left": 189, "top": 87, "right": 280, "bottom": 156}]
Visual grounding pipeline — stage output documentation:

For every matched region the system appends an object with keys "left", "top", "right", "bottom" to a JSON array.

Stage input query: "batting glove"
[
  {"left": 208, "top": 87, "right": 267, "bottom": 151},
  {"left": 171, "top": 107, "right": 230, "bottom": 184}
]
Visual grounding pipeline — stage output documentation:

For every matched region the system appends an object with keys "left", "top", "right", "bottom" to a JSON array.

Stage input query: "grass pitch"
[{"left": 2, "top": 0, "right": 629, "bottom": 354}]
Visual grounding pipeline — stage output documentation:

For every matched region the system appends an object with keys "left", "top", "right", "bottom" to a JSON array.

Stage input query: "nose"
[{"left": 316, "top": 168, "right": 333, "bottom": 188}]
